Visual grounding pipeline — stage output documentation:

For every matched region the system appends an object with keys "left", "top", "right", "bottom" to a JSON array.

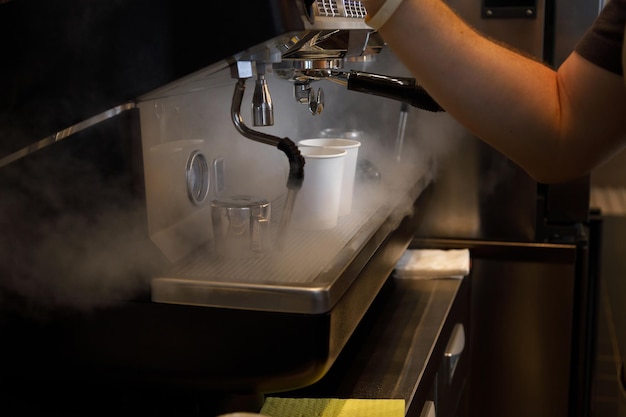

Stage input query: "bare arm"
[{"left": 363, "top": 0, "right": 626, "bottom": 183}]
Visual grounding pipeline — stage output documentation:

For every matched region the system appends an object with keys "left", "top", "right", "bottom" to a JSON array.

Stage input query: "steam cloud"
[{"left": 0, "top": 131, "right": 167, "bottom": 319}]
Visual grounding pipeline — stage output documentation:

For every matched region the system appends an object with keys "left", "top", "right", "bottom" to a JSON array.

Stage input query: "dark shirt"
[{"left": 575, "top": 0, "right": 626, "bottom": 75}]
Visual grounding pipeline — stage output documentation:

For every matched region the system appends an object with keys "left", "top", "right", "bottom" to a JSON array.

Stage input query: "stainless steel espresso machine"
[
  {"left": 0, "top": 1, "right": 600, "bottom": 416},
  {"left": 0, "top": 1, "right": 466, "bottom": 415}
]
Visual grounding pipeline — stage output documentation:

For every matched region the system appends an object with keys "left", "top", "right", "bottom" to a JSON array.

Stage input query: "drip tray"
[{"left": 152, "top": 175, "right": 431, "bottom": 314}]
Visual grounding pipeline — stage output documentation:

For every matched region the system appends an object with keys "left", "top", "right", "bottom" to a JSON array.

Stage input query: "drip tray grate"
[{"left": 151, "top": 173, "right": 431, "bottom": 314}]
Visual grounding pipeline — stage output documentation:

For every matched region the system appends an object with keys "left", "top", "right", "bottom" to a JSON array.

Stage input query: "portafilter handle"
[
  {"left": 345, "top": 70, "right": 444, "bottom": 112},
  {"left": 286, "top": 67, "right": 445, "bottom": 112}
]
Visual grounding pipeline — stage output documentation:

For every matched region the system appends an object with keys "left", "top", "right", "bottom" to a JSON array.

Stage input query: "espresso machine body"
[{"left": 0, "top": 0, "right": 441, "bottom": 406}]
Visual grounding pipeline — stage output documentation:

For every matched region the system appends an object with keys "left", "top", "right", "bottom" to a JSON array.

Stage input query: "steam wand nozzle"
[{"left": 252, "top": 65, "right": 274, "bottom": 126}]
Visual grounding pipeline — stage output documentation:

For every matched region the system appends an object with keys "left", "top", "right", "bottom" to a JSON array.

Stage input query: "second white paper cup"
[
  {"left": 298, "top": 138, "right": 361, "bottom": 216},
  {"left": 292, "top": 147, "right": 346, "bottom": 230}
]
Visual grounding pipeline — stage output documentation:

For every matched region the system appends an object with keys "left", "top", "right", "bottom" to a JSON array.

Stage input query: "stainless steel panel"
[
  {"left": 468, "top": 249, "right": 575, "bottom": 417},
  {"left": 413, "top": 238, "right": 580, "bottom": 417},
  {"left": 553, "top": 0, "right": 604, "bottom": 66},
  {"left": 595, "top": 216, "right": 626, "bottom": 396},
  {"left": 412, "top": 0, "right": 547, "bottom": 242},
  {"left": 448, "top": 0, "right": 546, "bottom": 57}
]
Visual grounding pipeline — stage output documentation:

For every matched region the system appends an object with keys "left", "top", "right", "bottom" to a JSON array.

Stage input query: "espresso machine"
[{"left": 0, "top": 1, "right": 465, "bottom": 415}]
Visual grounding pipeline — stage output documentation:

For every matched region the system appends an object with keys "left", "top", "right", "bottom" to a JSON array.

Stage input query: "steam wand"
[{"left": 231, "top": 78, "right": 305, "bottom": 249}]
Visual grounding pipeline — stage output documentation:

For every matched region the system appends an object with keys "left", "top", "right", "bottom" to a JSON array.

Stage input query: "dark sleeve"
[{"left": 575, "top": 0, "right": 626, "bottom": 75}]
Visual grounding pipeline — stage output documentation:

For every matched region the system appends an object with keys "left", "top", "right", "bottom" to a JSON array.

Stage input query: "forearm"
[{"left": 362, "top": 0, "right": 626, "bottom": 183}]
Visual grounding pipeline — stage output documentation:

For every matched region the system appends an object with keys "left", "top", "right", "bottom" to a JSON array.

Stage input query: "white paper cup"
[
  {"left": 291, "top": 147, "right": 346, "bottom": 230},
  {"left": 298, "top": 138, "right": 361, "bottom": 216}
]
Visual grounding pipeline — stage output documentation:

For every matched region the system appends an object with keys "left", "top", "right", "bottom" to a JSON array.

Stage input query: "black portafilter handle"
[{"left": 346, "top": 70, "right": 445, "bottom": 112}]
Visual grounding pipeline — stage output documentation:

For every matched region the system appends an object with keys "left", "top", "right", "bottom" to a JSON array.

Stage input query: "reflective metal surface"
[
  {"left": 0, "top": 102, "right": 136, "bottom": 169},
  {"left": 152, "top": 173, "right": 432, "bottom": 313},
  {"left": 278, "top": 275, "right": 469, "bottom": 417}
]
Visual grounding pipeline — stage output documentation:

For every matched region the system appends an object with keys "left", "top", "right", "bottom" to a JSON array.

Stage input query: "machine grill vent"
[
  {"left": 343, "top": 1, "right": 367, "bottom": 18},
  {"left": 315, "top": 0, "right": 340, "bottom": 17},
  {"left": 314, "top": 0, "right": 367, "bottom": 19}
]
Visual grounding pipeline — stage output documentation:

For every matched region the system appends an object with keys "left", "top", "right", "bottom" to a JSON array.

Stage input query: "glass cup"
[{"left": 210, "top": 194, "right": 271, "bottom": 258}]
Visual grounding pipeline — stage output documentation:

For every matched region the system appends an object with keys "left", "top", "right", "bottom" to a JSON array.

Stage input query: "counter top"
[{"left": 271, "top": 274, "right": 469, "bottom": 416}]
